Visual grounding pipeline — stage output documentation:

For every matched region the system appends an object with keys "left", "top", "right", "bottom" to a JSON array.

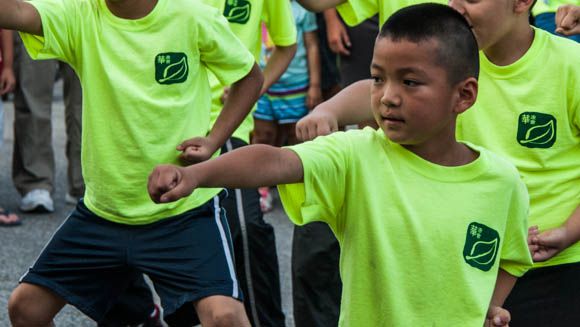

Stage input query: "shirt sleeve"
[
  {"left": 19, "top": 0, "right": 79, "bottom": 63},
  {"left": 499, "top": 177, "right": 534, "bottom": 277},
  {"left": 278, "top": 132, "right": 350, "bottom": 231},
  {"left": 263, "top": 0, "right": 297, "bottom": 47},
  {"left": 337, "top": 0, "right": 378, "bottom": 27},
  {"left": 197, "top": 7, "right": 255, "bottom": 86}
]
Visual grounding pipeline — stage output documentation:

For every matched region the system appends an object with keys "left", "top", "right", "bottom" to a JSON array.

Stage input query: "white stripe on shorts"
[{"left": 213, "top": 196, "right": 239, "bottom": 298}]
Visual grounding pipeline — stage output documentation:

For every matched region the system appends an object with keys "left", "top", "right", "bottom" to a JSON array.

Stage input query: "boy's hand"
[
  {"left": 485, "top": 306, "right": 511, "bottom": 327},
  {"left": 148, "top": 165, "right": 197, "bottom": 203},
  {"left": 325, "top": 12, "right": 351, "bottom": 55},
  {"left": 555, "top": 5, "right": 580, "bottom": 36},
  {"left": 177, "top": 137, "right": 217, "bottom": 165},
  {"left": 528, "top": 225, "right": 574, "bottom": 262},
  {"left": 296, "top": 109, "right": 339, "bottom": 141},
  {"left": 306, "top": 86, "right": 323, "bottom": 111},
  {"left": 0, "top": 67, "right": 15, "bottom": 95}
]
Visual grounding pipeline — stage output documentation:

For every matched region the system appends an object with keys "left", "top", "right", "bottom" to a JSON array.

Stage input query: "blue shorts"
[
  {"left": 255, "top": 79, "right": 309, "bottom": 124},
  {"left": 20, "top": 193, "right": 241, "bottom": 322}
]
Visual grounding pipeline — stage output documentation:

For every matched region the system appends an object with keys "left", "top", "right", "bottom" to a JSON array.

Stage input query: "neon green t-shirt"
[
  {"left": 279, "top": 128, "right": 533, "bottom": 326},
  {"left": 533, "top": 0, "right": 580, "bottom": 16},
  {"left": 203, "top": 0, "right": 297, "bottom": 143},
  {"left": 457, "top": 28, "right": 580, "bottom": 268},
  {"left": 21, "top": 0, "right": 255, "bottom": 224},
  {"left": 337, "top": 0, "right": 446, "bottom": 26}
]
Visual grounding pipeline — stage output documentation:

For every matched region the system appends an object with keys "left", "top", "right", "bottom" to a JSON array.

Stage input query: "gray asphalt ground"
[{"left": 0, "top": 83, "right": 296, "bottom": 326}]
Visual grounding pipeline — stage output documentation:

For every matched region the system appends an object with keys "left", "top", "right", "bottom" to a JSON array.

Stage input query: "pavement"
[{"left": 0, "top": 82, "right": 296, "bottom": 326}]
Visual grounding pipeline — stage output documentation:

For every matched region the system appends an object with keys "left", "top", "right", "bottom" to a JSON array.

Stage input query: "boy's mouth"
[{"left": 383, "top": 115, "right": 405, "bottom": 123}]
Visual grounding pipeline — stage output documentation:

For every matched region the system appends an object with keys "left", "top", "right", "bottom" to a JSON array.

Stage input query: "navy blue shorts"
[{"left": 20, "top": 193, "right": 241, "bottom": 322}]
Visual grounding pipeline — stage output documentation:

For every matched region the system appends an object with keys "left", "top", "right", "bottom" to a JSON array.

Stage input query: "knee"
[
  {"left": 211, "top": 306, "right": 248, "bottom": 327},
  {"left": 9, "top": 288, "right": 33, "bottom": 326},
  {"left": 8, "top": 286, "right": 53, "bottom": 327}
]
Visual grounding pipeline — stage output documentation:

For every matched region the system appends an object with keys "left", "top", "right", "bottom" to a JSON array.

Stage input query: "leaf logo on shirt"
[
  {"left": 517, "top": 112, "right": 557, "bottom": 148},
  {"left": 224, "top": 0, "right": 251, "bottom": 24},
  {"left": 463, "top": 222, "right": 500, "bottom": 272},
  {"left": 155, "top": 53, "right": 189, "bottom": 85}
]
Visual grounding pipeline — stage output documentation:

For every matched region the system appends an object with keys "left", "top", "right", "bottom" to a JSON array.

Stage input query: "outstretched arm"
[
  {"left": 296, "top": 79, "right": 374, "bottom": 141},
  {"left": 555, "top": 5, "right": 580, "bottom": 36},
  {"left": 149, "top": 145, "right": 303, "bottom": 203},
  {"left": 0, "top": 0, "right": 42, "bottom": 35},
  {"left": 178, "top": 63, "right": 263, "bottom": 164},
  {"left": 485, "top": 269, "right": 517, "bottom": 327},
  {"left": 295, "top": 0, "right": 346, "bottom": 12}
]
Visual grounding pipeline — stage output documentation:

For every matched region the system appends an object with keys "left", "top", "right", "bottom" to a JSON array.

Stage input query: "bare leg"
[
  {"left": 252, "top": 119, "right": 278, "bottom": 146},
  {"left": 9, "top": 283, "right": 66, "bottom": 327},
  {"left": 195, "top": 295, "right": 250, "bottom": 327}
]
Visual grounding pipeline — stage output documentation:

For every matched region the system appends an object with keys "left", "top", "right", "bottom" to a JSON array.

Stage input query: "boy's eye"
[
  {"left": 371, "top": 76, "right": 384, "bottom": 84},
  {"left": 403, "top": 79, "right": 420, "bottom": 86}
]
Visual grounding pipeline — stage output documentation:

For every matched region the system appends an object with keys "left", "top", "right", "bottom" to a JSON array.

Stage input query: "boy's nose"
[{"left": 381, "top": 86, "right": 401, "bottom": 108}]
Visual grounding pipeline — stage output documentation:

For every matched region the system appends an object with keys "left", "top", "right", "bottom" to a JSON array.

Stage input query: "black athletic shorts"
[{"left": 20, "top": 193, "right": 241, "bottom": 322}]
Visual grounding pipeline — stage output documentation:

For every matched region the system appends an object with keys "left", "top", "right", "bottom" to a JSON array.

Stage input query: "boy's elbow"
[{"left": 248, "top": 63, "right": 264, "bottom": 95}]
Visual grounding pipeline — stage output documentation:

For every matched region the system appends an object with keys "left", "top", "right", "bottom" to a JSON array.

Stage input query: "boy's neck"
[
  {"left": 404, "top": 138, "right": 478, "bottom": 167},
  {"left": 105, "top": 0, "right": 158, "bottom": 19},
  {"left": 482, "top": 23, "right": 534, "bottom": 66}
]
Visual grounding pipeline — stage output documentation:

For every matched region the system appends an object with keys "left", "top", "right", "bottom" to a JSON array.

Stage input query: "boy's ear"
[
  {"left": 453, "top": 77, "right": 478, "bottom": 114},
  {"left": 513, "top": 0, "right": 535, "bottom": 14}
]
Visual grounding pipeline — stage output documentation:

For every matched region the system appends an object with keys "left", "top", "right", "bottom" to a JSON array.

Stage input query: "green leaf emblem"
[
  {"left": 517, "top": 112, "right": 557, "bottom": 148},
  {"left": 224, "top": 0, "right": 251, "bottom": 24},
  {"left": 463, "top": 222, "right": 500, "bottom": 271},
  {"left": 155, "top": 53, "right": 189, "bottom": 85}
]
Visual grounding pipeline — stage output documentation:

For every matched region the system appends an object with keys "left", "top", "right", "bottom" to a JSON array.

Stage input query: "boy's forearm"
[
  {"left": 191, "top": 145, "right": 304, "bottom": 189},
  {"left": 315, "top": 79, "right": 374, "bottom": 125},
  {"left": 261, "top": 43, "right": 297, "bottom": 94},
  {"left": 562, "top": 205, "right": 580, "bottom": 245},
  {"left": 0, "top": 0, "right": 42, "bottom": 35},
  {"left": 305, "top": 31, "right": 321, "bottom": 89},
  {"left": 1, "top": 29, "right": 14, "bottom": 68},
  {"left": 490, "top": 269, "right": 517, "bottom": 307},
  {"left": 295, "top": 0, "right": 346, "bottom": 12},
  {"left": 208, "top": 63, "right": 263, "bottom": 149}
]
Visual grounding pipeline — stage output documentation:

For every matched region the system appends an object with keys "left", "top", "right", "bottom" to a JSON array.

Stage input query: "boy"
[
  {"left": 148, "top": 4, "right": 533, "bottom": 326},
  {"left": 1, "top": 0, "right": 263, "bottom": 326},
  {"left": 103, "top": 0, "right": 297, "bottom": 325},
  {"left": 296, "top": 0, "right": 580, "bottom": 325}
]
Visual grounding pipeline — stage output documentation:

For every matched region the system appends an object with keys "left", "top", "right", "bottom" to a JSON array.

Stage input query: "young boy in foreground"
[
  {"left": 296, "top": 0, "right": 580, "bottom": 325},
  {"left": 148, "top": 4, "right": 533, "bottom": 326}
]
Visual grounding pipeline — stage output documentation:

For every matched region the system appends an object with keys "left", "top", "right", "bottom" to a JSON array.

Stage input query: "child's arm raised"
[
  {"left": 295, "top": 0, "right": 346, "bottom": 12},
  {"left": 0, "top": 0, "right": 42, "bottom": 35},
  {"left": 555, "top": 5, "right": 580, "bottom": 36},
  {"left": 149, "top": 145, "right": 303, "bottom": 204},
  {"left": 296, "top": 79, "right": 374, "bottom": 141},
  {"left": 485, "top": 269, "right": 516, "bottom": 327},
  {"left": 178, "top": 63, "right": 263, "bottom": 164}
]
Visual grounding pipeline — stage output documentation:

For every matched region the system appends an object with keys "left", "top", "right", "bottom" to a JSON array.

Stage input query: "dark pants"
[
  {"left": 292, "top": 222, "right": 342, "bottom": 327},
  {"left": 504, "top": 262, "right": 580, "bottom": 327}
]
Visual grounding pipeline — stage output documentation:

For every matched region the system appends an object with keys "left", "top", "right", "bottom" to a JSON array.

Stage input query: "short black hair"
[{"left": 378, "top": 3, "right": 479, "bottom": 84}]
